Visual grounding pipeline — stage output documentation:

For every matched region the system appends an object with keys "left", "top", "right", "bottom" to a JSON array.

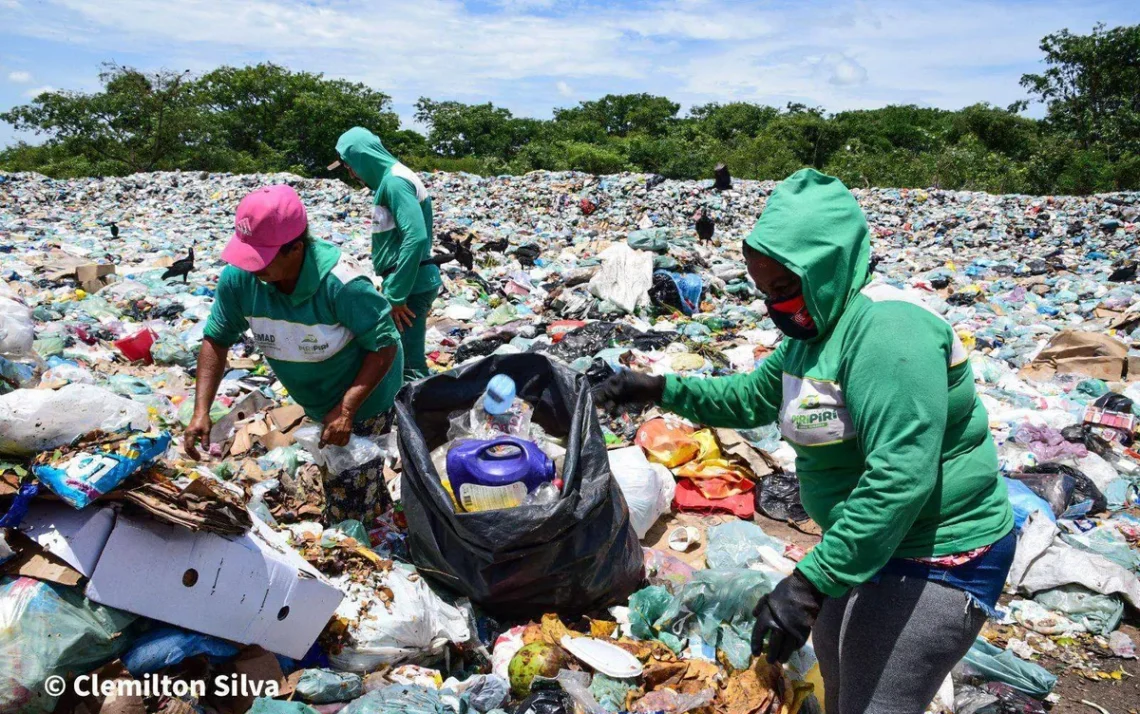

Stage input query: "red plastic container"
[{"left": 113, "top": 328, "right": 156, "bottom": 364}]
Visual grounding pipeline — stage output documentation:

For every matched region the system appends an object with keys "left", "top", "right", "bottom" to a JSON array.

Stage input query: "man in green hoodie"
[
  {"left": 599, "top": 169, "right": 1014, "bottom": 714},
  {"left": 333, "top": 127, "right": 442, "bottom": 381}
]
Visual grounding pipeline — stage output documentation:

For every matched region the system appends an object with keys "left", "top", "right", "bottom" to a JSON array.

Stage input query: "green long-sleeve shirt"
[
  {"left": 662, "top": 169, "right": 1012, "bottom": 598},
  {"left": 335, "top": 127, "right": 442, "bottom": 305}
]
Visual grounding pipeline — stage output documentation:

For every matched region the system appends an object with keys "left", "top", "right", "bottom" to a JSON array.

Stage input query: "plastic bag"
[
  {"left": 644, "top": 549, "right": 696, "bottom": 592},
  {"left": 454, "top": 674, "right": 509, "bottom": 713},
  {"left": 122, "top": 625, "right": 239, "bottom": 675},
  {"left": 0, "top": 576, "right": 139, "bottom": 714},
  {"left": 628, "top": 586, "right": 675, "bottom": 644},
  {"left": 1009, "top": 472, "right": 1073, "bottom": 516},
  {"left": 0, "top": 384, "right": 151, "bottom": 457},
  {"left": 705, "top": 521, "right": 792, "bottom": 572},
  {"left": 635, "top": 418, "right": 699, "bottom": 468},
  {"left": 649, "top": 270, "right": 703, "bottom": 316},
  {"left": 512, "top": 688, "right": 574, "bottom": 714},
  {"left": 294, "top": 425, "right": 391, "bottom": 525},
  {"left": 1028, "top": 462, "right": 1107, "bottom": 514},
  {"left": 33, "top": 431, "right": 171, "bottom": 509},
  {"left": 655, "top": 569, "right": 782, "bottom": 669},
  {"left": 293, "top": 426, "right": 386, "bottom": 476},
  {"left": 607, "top": 446, "right": 675, "bottom": 539},
  {"left": 555, "top": 670, "right": 605, "bottom": 714},
  {"left": 0, "top": 297, "right": 34, "bottom": 358},
  {"left": 328, "top": 566, "right": 471, "bottom": 672},
  {"left": 756, "top": 472, "right": 810, "bottom": 523},
  {"left": 296, "top": 669, "right": 364, "bottom": 704},
  {"left": 1005, "top": 478, "right": 1056, "bottom": 529},
  {"left": 340, "top": 685, "right": 450, "bottom": 714},
  {"left": 1034, "top": 586, "right": 1126, "bottom": 635},
  {"left": 959, "top": 637, "right": 1057, "bottom": 698},
  {"left": 397, "top": 354, "right": 643, "bottom": 619},
  {"left": 588, "top": 244, "right": 653, "bottom": 314},
  {"left": 249, "top": 700, "right": 321, "bottom": 714}
]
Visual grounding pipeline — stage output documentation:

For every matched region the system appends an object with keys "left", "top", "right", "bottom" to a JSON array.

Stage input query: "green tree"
[
  {"left": 1021, "top": 23, "right": 1140, "bottom": 157},
  {"left": 553, "top": 93, "right": 680, "bottom": 137},
  {"left": 1, "top": 63, "right": 200, "bottom": 174},
  {"left": 414, "top": 99, "right": 535, "bottom": 158}
]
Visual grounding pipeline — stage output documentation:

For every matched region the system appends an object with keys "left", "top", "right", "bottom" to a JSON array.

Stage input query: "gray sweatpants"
[{"left": 813, "top": 575, "right": 987, "bottom": 714}]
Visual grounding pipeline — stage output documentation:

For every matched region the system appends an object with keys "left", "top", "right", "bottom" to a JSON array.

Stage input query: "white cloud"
[
  {"left": 7, "top": 70, "right": 32, "bottom": 83},
  {"left": 23, "top": 84, "right": 54, "bottom": 97},
  {"left": 0, "top": 0, "right": 1132, "bottom": 120},
  {"left": 829, "top": 57, "right": 867, "bottom": 87}
]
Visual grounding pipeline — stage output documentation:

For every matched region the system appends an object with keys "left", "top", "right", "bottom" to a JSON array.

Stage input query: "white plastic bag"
[
  {"left": 608, "top": 446, "right": 675, "bottom": 539},
  {"left": 328, "top": 566, "right": 471, "bottom": 672},
  {"left": 588, "top": 244, "right": 653, "bottom": 314},
  {"left": 293, "top": 425, "right": 386, "bottom": 476},
  {"left": 0, "top": 297, "right": 34, "bottom": 359},
  {"left": 0, "top": 384, "right": 151, "bottom": 457}
]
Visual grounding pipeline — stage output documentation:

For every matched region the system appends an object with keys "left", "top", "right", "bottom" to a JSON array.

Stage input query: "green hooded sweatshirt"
[
  {"left": 204, "top": 239, "right": 404, "bottom": 423},
  {"left": 335, "top": 127, "right": 442, "bottom": 305},
  {"left": 661, "top": 169, "right": 1012, "bottom": 598}
]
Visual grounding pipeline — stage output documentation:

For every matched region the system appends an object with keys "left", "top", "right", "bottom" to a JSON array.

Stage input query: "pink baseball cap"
[{"left": 221, "top": 185, "right": 308, "bottom": 272}]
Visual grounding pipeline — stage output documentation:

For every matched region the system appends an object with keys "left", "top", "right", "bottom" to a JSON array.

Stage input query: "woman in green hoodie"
[
  {"left": 600, "top": 169, "right": 1015, "bottom": 714},
  {"left": 333, "top": 127, "right": 442, "bottom": 381}
]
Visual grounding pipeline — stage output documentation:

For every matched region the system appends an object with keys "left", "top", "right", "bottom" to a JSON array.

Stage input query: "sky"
[{"left": 1, "top": 0, "right": 1138, "bottom": 147}]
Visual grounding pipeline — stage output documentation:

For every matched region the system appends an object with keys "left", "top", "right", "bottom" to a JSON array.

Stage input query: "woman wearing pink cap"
[{"left": 184, "top": 184, "right": 404, "bottom": 523}]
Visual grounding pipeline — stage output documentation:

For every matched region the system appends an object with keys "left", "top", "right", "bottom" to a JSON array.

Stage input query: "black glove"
[
  {"left": 751, "top": 569, "right": 826, "bottom": 664},
  {"left": 595, "top": 371, "right": 665, "bottom": 410}
]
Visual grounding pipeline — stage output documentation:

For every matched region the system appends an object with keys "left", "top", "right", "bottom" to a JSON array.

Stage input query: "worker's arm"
[
  {"left": 797, "top": 302, "right": 949, "bottom": 598},
  {"left": 188, "top": 267, "right": 248, "bottom": 459},
  {"left": 320, "top": 346, "right": 398, "bottom": 447},
  {"left": 320, "top": 275, "right": 403, "bottom": 446},
  {"left": 185, "top": 337, "right": 228, "bottom": 459},
  {"left": 659, "top": 340, "right": 788, "bottom": 428},
  {"left": 380, "top": 177, "right": 430, "bottom": 307}
]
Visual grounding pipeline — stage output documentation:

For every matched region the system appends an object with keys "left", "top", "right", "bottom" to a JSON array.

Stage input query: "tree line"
[{"left": 2, "top": 23, "right": 1138, "bottom": 195}]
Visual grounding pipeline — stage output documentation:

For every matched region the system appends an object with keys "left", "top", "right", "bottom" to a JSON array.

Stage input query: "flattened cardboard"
[{"left": 85, "top": 509, "right": 343, "bottom": 658}]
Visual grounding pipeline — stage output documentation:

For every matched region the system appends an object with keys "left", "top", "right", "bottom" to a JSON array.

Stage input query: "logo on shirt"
[
  {"left": 253, "top": 332, "right": 276, "bottom": 344},
  {"left": 298, "top": 334, "right": 331, "bottom": 355}
]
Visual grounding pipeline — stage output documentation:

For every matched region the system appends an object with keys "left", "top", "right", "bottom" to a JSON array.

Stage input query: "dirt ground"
[{"left": 646, "top": 512, "right": 1139, "bottom": 714}]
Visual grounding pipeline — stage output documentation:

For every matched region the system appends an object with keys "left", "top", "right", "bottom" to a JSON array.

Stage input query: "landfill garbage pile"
[{"left": 1, "top": 167, "right": 1139, "bottom": 713}]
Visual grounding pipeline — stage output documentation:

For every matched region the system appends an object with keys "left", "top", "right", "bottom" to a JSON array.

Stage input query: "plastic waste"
[
  {"left": 122, "top": 625, "right": 240, "bottom": 675},
  {"left": 511, "top": 688, "right": 575, "bottom": 714},
  {"left": 446, "top": 437, "right": 555, "bottom": 513},
  {"left": 1005, "top": 477, "right": 1057, "bottom": 529},
  {"left": 249, "top": 700, "right": 322, "bottom": 714},
  {"left": 1033, "top": 585, "right": 1124, "bottom": 635},
  {"left": 33, "top": 431, "right": 171, "bottom": 509},
  {"left": 959, "top": 637, "right": 1057, "bottom": 698},
  {"left": 0, "top": 296, "right": 35, "bottom": 358},
  {"left": 328, "top": 565, "right": 471, "bottom": 672},
  {"left": 0, "top": 384, "right": 151, "bottom": 457},
  {"left": 755, "top": 472, "right": 810, "bottom": 522},
  {"left": 0, "top": 576, "right": 139, "bottom": 714},
  {"left": 635, "top": 418, "right": 699, "bottom": 468},
  {"left": 295, "top": 669, "right": 364, "bottom": 704},
  {"left": 588, "top": 244, "right": 653, "bottom": 314},
  {"left": 607, "top": 446, "right": 675, "bottom": 539},
  {"left": 397, "top": 354, "right": 643, "bottom": 619},
  {"left": 339, "top": 685, "right": 450, "bottom": 714}
]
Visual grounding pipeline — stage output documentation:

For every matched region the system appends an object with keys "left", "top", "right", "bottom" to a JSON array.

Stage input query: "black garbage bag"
[
  {"left": 1028, "top": 462, "right": 1108, "bottom": 514},
  {"left": 756, "top": 472, "right": 809, "bottom": 523},
  {"left": 1010, "top": 471, "right": 1075, "bottom": 516},
  {"left": 1094, "top": 391, "right": 1134, "bottom": 413},
  {"left": 395, "top": 353, "right": 644, "bottom": 619},
  {"left": 512, "top": 689, "right": 573, "bottom": 714},
  {"left": 583, "top": 357, "right": 615, "bottom": 387}
]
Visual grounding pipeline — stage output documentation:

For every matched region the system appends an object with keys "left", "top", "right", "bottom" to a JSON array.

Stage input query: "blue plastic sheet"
[
  {"left": 1005, "top": 477, "right": 1056, "bottom": 530},
  {"left": 122, "top": 626, "right": 240, "bottom": 675}
]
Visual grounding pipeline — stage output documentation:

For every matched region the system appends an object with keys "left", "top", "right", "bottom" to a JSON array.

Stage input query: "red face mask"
[{"left": 767, "top": 290, "right": 818, "bottom": 339}]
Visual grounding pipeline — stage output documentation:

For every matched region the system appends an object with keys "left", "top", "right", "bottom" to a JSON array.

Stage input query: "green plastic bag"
[
  {"left": 249, "top": 699, "right": 321, "bottom": 714},
  {"left": 0, "top": 576, "right": 140, "bottom": 714},
  {"left": 340, "top": 684, "right": 452, "bottom": 714},
  {"left": 655, "top": 569, "right": 781, "bottom": 669},
  {"left": 961, "top": 637, "right": 1057, "bottom": 698},
  {"left": 1034, "top": 586, "right": 1125, "bottom": 636},
  {"left": 295, "top": 668, "right": 364, "bottom": 704},
  {"left": 628, "top": 586, "right": 672, "bottom": 642},
  {"left": 627, "top": 229, "right": 670, "bottom": 254}
]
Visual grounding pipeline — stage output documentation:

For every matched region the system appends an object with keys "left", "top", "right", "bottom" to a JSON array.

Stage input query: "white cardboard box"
[
  {"left": 85, "top": 509, "right": 343, "bottom": 659},
  {"left": 20, "top": 502, "right": 117, "bottom": 577}
]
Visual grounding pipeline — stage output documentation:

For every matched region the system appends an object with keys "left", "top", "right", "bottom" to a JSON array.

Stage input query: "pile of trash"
[{"left": 1, "top": 167, "right": 1139, "bottom": 713}]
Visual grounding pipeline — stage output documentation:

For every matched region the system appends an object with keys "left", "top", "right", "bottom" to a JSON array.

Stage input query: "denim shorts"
[{"left": 875, "top": 529, "right": 1017, "bottom": 618}]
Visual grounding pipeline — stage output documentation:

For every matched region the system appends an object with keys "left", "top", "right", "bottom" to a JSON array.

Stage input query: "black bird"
[
  {"left": 869, "top": 254, "right": 882, "bottom": 274},
  {"left": 695, "top": 209, "right": 715, "bottom": 243},
  {"left": 713, "top": 163, "right": 732, "bottom": 191},
  {"left": 109, "top": 222, "right": 119, "bottom": 239},
  {"left": 162, "top": 247, "right": 195, "bottom": 284},
  {"left": 1109, "top": 260, "right": 1137, "bottom": 283},
  {"left": 432, "top": 234, "right": 476, "bottom": 272},
  {"left": 483, "top": 238, "right": 509, "bottom": 253}
]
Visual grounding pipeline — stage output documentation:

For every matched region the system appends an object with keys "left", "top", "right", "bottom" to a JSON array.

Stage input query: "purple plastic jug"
[{"left": 446, "top": 437, "right": 555, "bottom": 512}]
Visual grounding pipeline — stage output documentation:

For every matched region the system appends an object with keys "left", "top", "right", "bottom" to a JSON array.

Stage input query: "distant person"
[
  {"left": 599, "top": 169, "right": 1014, "bottom": 714},
  {"left": 332, "top": 127, "right": 441, "bottom": 381},
  {"left": 184, "top": 184, "right": 403, "bottom": 460}
]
